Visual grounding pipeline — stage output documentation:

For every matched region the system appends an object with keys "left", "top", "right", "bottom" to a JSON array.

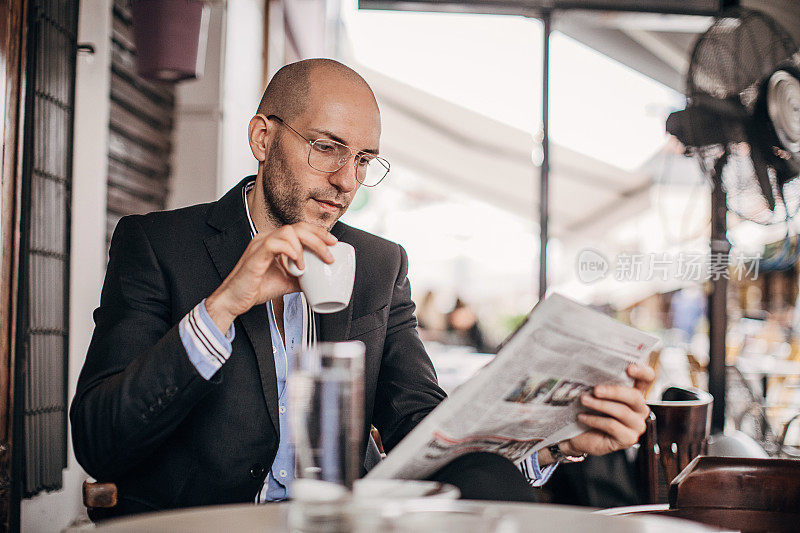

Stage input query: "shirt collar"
[{"left": 242, "top": 179, "right": 258, "bottom": 237}]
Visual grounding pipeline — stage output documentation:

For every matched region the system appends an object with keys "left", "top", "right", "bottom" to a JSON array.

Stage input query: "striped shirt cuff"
[
  {"left": 519, "top": 452, "right": 559, "bottom": 487},
  {"left": 179, "top": 299, "right": 235, "bottom": 380}
]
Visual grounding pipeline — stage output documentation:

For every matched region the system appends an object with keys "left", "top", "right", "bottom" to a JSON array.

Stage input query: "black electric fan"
[{"left": 667, "top": 7, "right": 800, "bottom": 225}]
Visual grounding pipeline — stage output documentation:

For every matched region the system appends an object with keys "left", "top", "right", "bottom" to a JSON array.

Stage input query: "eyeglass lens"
[{"left": 309, "top": 140, "right": 389, "bottom": 186}]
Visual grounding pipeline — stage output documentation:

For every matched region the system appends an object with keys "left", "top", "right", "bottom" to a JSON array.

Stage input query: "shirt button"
[
  {"left": 279, "top": 470, "right": 288, "bottom": 478},
  {"left": 279, "top": 405, "right": 286, "bottom": 414}
]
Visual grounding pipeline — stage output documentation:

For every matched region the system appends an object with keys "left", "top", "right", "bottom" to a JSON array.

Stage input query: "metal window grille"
[{"left": 15, "top": 0, "right": 78, "bottom": 496}]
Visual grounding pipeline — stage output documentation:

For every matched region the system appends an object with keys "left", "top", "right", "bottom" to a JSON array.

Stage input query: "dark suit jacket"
[{"left": 70, "top": 176, "right": 446, "bottom": 517}]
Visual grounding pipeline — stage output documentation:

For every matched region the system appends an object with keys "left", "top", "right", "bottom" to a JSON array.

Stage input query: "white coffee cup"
[{"left": 286, "top": 241, "right": 356, "bottom": 314}]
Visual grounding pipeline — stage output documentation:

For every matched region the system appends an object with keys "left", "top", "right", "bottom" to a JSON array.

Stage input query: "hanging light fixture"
[{"left": 131, "top": 0, "right": 212, "bottom": 82}]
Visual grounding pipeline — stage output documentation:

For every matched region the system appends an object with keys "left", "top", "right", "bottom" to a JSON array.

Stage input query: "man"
[{"left": 71, "top": 59, "right": 654, "bottom": 517}]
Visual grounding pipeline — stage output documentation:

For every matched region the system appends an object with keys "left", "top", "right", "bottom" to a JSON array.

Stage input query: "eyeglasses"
[{"left": 267, "top": 115, "right": 390, "bottom": 187}]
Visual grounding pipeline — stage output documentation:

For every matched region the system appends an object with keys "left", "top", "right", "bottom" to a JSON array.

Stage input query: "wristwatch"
[{"left": 547, "top": 443, "right": 588, "bottom": 464}]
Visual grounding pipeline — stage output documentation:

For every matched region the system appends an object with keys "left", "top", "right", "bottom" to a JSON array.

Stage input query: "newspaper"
[{"left": 366, "top": 293, "right": 660, "bottom": 480}]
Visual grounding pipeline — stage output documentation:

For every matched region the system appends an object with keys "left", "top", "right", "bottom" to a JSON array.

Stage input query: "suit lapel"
[
  {"left": 237, "top": 305, "right": 280, "bottom": 437},
  {"left": 203, "top": 177, "right": 281, "bottom": 437}
]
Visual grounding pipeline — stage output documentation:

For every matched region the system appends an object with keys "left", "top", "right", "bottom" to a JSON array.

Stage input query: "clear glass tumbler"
[
  {"left": 290, "top": 340, "right": 365, "bottom": 488},
  {"left": 288, "top": 341, "right": 365, "bottom": 532}
]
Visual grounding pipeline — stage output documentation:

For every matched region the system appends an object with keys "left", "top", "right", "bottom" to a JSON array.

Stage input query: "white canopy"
[{"left": 362, "top": 66, "right": 653, "bottom": 241}]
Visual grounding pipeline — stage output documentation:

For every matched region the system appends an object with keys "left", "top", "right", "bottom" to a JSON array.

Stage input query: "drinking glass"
[
  {"left": 290, "top": 340, "right": 365, "bottom": 487},
  {"left": 288, "top": 341, "right": 365, "bottom": 532}
]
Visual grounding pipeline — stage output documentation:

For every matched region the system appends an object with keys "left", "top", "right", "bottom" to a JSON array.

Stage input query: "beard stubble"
[{"left": 261, "top": 134, "right": 342, "bottom": 230}]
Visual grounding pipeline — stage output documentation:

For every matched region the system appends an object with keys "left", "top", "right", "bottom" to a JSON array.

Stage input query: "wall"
[
  {"left": 168, "top": 3, "right": 227, "bottom": 210},
  {"left": 21, "top": 0, "right": 113, "bottom": 530},
  {"left": 220, "top": 0, "right": 265, "bottom": 194}
]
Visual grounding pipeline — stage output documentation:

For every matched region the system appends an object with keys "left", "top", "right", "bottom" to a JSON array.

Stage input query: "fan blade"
[
  {"left": 748, "top": 136, "right": 777, "bottom": 211},
  {"left": 691, "top": 94, "right": 749, "bottom": 120},
  {"left": 767, "top": 68, "right": 800, "bottom": 156},
  {"left": 666, "top": 107, "right": 744, "bottom": 148},
  {"left": 749, "top": 80, "right": 796, "bottom": 208}
]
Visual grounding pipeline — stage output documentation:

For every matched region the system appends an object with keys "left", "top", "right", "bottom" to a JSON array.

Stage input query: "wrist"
[
  {"left": 205, "top": 291, "right": 237, "bottom": 333},
  {"left": 537, "top": 447, "right": 555, "bottom": 466},
  {"left": 548, "top": 442, "right": 587, "bottom": 464}
]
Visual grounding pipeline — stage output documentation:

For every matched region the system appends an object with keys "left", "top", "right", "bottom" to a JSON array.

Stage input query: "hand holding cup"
[{"left": 205, "top": 222, "right": 338, "bottom": 331}]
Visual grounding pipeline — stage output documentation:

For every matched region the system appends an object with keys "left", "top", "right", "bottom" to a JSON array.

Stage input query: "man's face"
[{"left": 261, "top": 78, "right": 381, "bottom": 231}]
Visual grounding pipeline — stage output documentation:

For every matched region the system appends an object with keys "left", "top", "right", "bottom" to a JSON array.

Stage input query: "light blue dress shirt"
[{"left": 258, "top": 292, "right": 303, "bottom": 501}]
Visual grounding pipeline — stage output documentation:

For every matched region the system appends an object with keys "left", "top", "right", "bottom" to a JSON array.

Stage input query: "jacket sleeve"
[
  {"left": 70, "top": 215, "right": 221, "bottom": 481},
  {"left": 372, "top": 244, "right": 447, "bottom": 451}
]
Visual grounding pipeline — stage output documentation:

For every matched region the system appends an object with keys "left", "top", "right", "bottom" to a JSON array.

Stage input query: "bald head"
[
  {"left": 257, "top": 59, "right": 377, "bottom": 122},
  {"left": 247, "top": 59, "right": 383, "bottom": 231}
]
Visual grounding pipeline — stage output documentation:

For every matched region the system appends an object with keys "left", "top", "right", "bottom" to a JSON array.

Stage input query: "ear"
[{"left": 248, "top": 114, "right": 273, "bottom": 162}]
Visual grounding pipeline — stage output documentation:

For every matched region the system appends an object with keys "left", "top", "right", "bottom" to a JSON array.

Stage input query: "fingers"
[
  {"left": 255, "top": 223, "right": 336, "bottom": 273},
  {"left": 262, "top": 235, "right": 303, "bottom": 268},
  {"left": 291, "top": 224, "right": 336, "bottom": 265},
  {"left": 592, "top": 383, "right": 648, "bottom": 415},
  {"left": 627, "top": 363, "right": 656, "bottom": 393},
  {"left": 292, "top": 222, "right": 338, "bottom": 247},
  {"left": 565, "top": 368, "right": 654, "bottom": 456},
  {"left": 576, "top": 381, "right": 651, "bottom": 453},
  {"left": 580, "top": 394, "right": 646, "bottom": 436},
  {"left": 577, "top": 413, "right": 640, "bottom": 448}
]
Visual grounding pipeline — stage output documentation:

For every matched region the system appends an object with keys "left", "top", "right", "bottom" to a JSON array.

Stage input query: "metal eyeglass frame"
[{"left": 267, "top": 114, "right": 390, "bottom": 187}]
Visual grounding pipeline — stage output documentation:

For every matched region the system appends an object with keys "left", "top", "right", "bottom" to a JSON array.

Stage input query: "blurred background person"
[
  {"left": 446, "top": 297, "right": 494, "bottom": 354},
  {"left": 416, "top": 290, "right": 448, "bottom": 343}
]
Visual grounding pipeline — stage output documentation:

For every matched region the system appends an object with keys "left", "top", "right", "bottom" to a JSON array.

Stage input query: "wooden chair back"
[{"left": 83, "top": 479, "right": 117, "bottom": 512}]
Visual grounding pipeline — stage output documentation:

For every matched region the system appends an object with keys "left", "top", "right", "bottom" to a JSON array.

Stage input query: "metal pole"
[
  {"left": 708, "top": 151, "right": 730, "bottom": 434},
  {"left": 539, "top": 10, "right": 551, "bottom": 301}
]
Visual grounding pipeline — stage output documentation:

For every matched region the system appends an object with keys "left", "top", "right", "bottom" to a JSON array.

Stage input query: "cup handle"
[{"left": 286, "top": 259, "right": 304, "bottom": 277}]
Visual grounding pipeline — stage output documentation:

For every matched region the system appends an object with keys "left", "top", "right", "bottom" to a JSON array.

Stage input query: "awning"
[
  {"left": 358, "top": 1, "right": 800, "bottom": 95},
  {"left": 362, "top": 66, "right": 653, "bottom": 240}
]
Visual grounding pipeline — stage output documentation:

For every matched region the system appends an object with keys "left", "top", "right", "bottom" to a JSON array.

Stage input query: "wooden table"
[{"left": 64, "top": 500, "right": 722, "bottom": 533}]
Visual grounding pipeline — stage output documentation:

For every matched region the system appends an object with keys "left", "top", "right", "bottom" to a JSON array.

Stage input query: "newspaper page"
[{"left": 366, "top": 293, "right": 660, "bottom": 480}]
